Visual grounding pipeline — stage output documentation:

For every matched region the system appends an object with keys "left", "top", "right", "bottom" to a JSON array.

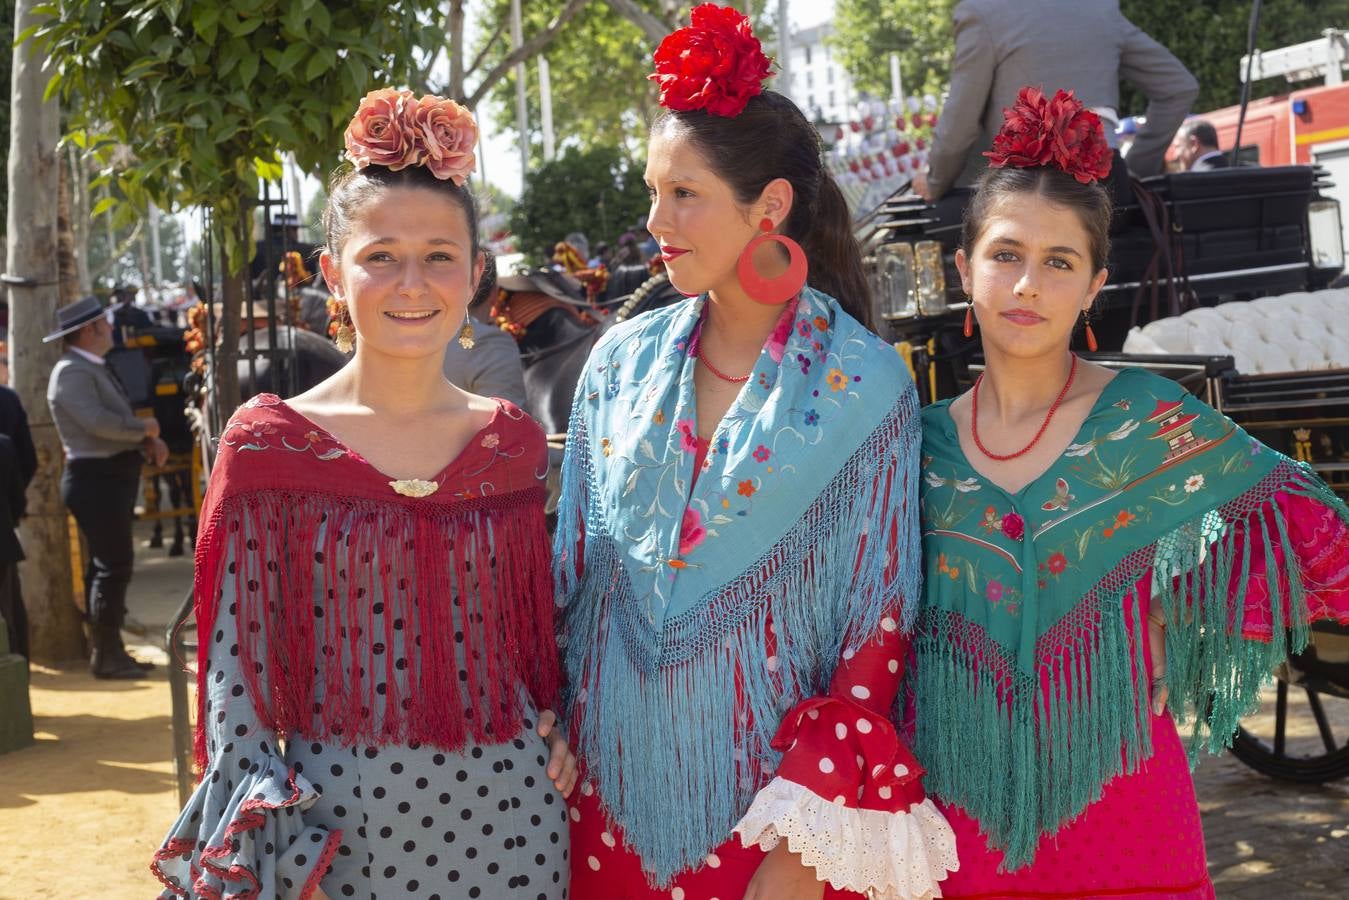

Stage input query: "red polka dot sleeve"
[{"left": 733, "top": 603, "right": 959, "bottom": 898}]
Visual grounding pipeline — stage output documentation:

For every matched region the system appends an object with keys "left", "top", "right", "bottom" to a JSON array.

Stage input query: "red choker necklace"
[
  {"left": 696, "top": 349, "right": 751, "bottom": 384},
  {"left": 971, "top": 355, "right": 1078, "bottom": 460}
]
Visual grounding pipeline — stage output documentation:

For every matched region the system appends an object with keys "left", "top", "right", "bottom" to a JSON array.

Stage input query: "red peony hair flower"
[
  {"left": 983, "top": 86, "right": 1113, "bottom": 184},
  {"left": 649, "top": 3, "right": 774, "bottom": 118},
  {"left": 344, "top": 88, "right": 478, "bottom": 185}
]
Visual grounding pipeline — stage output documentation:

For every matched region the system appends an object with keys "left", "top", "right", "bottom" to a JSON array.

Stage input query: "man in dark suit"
[
  {"left": 44, "top": 296, "right": 168, "bottom": 679},
  {"left": 0, "top": 384, "right": 36, "bottom": 660},
  {"left": 915, "top": 0, "right": 1199, "bottom": 200},
  {"left": 1171, "top": 119, "right": 1230, "bottom": 171},
  {"left": 110, "top": 284, "right": 153, "bottom": 346}
]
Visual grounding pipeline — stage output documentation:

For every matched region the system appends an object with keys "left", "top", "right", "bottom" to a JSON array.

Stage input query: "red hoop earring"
[{"left": 737, "top": 218, "right": 808, "bottom": 305}]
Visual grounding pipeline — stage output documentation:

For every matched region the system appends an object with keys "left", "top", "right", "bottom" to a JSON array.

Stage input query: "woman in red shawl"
[{"left": 152, "top": 90, "right": 576, "bottom": 900}]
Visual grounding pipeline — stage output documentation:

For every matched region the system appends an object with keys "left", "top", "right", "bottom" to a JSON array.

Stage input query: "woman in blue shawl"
[{"left": 553, "top": 6, "right": 958, "bottom": 899}]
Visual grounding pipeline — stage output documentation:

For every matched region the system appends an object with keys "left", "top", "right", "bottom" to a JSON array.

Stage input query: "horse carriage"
[{"left": 860, "top": 162, "right": 1349, "bottom": 782}]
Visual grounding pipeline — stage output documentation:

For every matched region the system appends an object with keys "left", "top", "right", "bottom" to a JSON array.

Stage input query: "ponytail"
[{"left": 798, "top": 172, "right": 873, "bottom": 331}]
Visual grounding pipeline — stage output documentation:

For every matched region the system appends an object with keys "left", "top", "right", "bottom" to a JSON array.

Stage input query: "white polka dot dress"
[{"left": 151, "top": 399, "right": 568, "bottom": 899}]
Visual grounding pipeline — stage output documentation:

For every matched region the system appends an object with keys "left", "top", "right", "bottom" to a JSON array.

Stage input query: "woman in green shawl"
[{"left": 913, "top": 87, "right": 1349, "bottom": 897}]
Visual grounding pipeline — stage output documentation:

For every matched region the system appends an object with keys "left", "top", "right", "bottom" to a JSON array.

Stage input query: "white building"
[{"left": 780, "top": 24, "right": 855, "bottom": 126}]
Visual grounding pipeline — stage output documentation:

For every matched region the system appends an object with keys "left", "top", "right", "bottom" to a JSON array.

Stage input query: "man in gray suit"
[
  {"left": 44, "top": 296, "right": 168, "bottom": 679},
  {"left": 915, "top": 0, "right": 1199, "bottom": 200},
  {"left": 441, "top": 264, "right": 528, "bottom": 408}
]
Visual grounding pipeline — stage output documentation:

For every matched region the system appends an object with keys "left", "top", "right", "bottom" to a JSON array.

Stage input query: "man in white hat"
[{"left": 44, "top": 296, "right": 168, "bottom": 679}]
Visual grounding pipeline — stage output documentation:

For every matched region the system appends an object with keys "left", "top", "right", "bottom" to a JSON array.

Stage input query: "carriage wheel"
[{"left": 1229, "top": 679, "right": 1349, "bottom": 783}]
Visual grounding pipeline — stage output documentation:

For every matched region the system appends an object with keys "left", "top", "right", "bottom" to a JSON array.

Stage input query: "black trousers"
[{"left": 61, "top": 451, "right": 142, "bottom": 630}]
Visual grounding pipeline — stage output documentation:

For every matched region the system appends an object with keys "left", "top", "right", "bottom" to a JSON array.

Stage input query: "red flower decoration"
[
  {"left": 649, "top": 3, "right": 773, "bottom": 118},
  {"left": 984, "top": 86, "right": 1112, "bottom": 184},
  {"left": 1047, "top": 551, "right": 1068, "bottom": 575},
  {"left": 1001, "top": 512, "right": 1025, "bottom": 542}
]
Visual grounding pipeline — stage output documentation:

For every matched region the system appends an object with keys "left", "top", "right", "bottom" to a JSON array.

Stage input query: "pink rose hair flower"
[
  {"left": 412, "top": 94, "right": 479, "bottom": 184},
  {"left": 343, "top": 88, "right": 479, "bottom": 185}
]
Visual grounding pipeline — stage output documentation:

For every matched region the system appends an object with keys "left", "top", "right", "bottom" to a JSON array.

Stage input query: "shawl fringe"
[
  {"left": 912, "top": 460, "right": 1349, "bottom": 870},
  {"left": 193, "top": 486, "right": 558, "bottom": 775},
  {"left": 556, "top": 390, "right": 921, "bottom": 885}
]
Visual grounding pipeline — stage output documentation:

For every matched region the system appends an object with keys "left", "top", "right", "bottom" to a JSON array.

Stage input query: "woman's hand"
[
  {"left": 743, "top": 842, "right": 825, "bottom": 900},
  {"left": 537, "top": 709, "right": 579, "bottom": 798},
  {"left": 1148, "top": 608, "right": 1169, "bottom": 716}
]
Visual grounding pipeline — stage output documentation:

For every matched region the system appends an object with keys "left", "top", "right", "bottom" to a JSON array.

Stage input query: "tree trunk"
[
  {"left": 67, "top": 145, "right": 92, "bottom": 294},
  {"left": 213, "top": 256, "right": 243, "bottom": 421},
  {"left": 448, "top": 0, "right": 466, "bottom": 102},
  {"left": 7, "top": 0, "right": 82, "bottom": 664},
  {"left": 56, "top": 158, "right": 79, "bottom": 304}
]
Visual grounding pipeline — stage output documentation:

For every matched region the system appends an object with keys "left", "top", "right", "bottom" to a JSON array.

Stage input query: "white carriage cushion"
[{"left": 1122, "top": 288, "right": 1349, "bottom": 374}]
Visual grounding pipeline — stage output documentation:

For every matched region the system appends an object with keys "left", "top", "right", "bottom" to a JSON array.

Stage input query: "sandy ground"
[{"left": 0, "top": 522, "right": 1346, "bottom": 898}]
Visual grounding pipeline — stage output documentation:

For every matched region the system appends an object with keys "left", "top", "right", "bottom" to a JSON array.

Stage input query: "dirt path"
[{"left": 0, "top": 664, "right": 179, "bottom": 899}]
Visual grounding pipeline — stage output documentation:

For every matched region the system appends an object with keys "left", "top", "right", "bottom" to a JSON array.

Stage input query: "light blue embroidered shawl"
[{"left": 554, "top": 287, "right": 922, "bottom": 883}]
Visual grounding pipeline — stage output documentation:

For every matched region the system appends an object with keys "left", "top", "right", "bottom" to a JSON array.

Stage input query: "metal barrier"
[{"left": 167, "top": 587, "right": 197, "bottom": 805}]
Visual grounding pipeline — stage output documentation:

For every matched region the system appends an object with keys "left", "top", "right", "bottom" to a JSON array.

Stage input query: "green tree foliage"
[
  {"left": 830, "top": 0, "right": 955, "bottom": 100},
  {"left": 31, "top": 0, "right": 442, "bottom": 267},
  {"left": 832, "top": 0, "right": 1339, "bottom": 115},
  {"left": 86, "top": 209, "right": 187, "bottom": 290},
  {"left": 509, "top": 145, "right": 648, "bottom": 263},
  {"left": 476, "top": 0, "right": 775, "bottom": 159},
  {"left": 1118, "top": 0, "right": 1337, "bottom": 113}
]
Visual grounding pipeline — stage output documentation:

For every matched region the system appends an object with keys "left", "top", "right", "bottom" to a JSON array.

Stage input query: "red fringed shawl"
[{"left": 192, "top": 394, "right": 559, "bottom": 773}]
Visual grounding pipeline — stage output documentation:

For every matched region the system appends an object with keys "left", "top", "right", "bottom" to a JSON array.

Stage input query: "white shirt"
[{"left": 68, "top": 345, "right": 106, "bottom": 366}]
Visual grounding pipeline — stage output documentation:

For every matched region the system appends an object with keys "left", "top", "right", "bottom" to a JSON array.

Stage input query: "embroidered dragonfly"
[
  {"left": 1041, "top": 477, "right": 1076, "bottom": 511},
  {"left": 1063, "top": 419, "right": 1140, "bottom": 457},
  {"left": 924, "top": 471, "right": 981, "bottom": 493}
]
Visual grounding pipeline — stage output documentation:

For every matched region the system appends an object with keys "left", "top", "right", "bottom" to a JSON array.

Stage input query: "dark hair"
[
  {"left": 961, "top": 166, "right": 1113, "bottom": 272},
  {"left": 653, "top": 90, "right": 873, "bottom": 330},
  {"left": 322, "top": 164, "right": 496, "bottom": 308},
  {"left": 1180, "top": 119, "right": 1219, "bottom": 150}
]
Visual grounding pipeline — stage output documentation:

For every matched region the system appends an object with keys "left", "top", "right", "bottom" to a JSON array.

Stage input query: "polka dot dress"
[
  {"left": 291, "top": 726, "right": 569, "bottom": 899},
  {"left": 153, "top": 523, "right": 569, "bottom": 899}
]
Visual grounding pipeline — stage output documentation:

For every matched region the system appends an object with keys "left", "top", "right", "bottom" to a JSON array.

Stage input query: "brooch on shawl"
[{"left": 389, "top": 478, "right": 439, "bottom": 498}]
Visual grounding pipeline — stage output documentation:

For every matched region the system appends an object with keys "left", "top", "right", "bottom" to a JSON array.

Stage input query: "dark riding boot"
[
  {"left": 90, "top": 623, "right": 144, "bottom": 680},
  {"left": 112, "top": 612, "right": 154, "bottom": 671}
]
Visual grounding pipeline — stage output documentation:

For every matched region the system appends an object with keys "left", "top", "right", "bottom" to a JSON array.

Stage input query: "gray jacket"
[
  {"left": 441, "top": 314, "right": 528, "bottom": 409},
  {"left": 47, "top": 350, "right": 146, "bottom": 459},
  {"left": 926, "top": 0, "right": 1199, "bottom": 197}
]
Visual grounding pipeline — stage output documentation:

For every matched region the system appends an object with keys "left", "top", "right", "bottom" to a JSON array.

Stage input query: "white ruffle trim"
[{"left": 733, "top": 777, "right": 959, "bottom": 900}]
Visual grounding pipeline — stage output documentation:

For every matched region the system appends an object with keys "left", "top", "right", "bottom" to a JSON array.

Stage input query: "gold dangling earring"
[
  {"left": 335, "top": 302, "right": 355, "bottom": 353},
  {"left": 457, "top": 311, "right": 475, "bottom": 350}
]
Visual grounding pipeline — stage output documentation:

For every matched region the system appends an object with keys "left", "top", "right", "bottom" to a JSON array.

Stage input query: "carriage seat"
[{"left": 1121, "top": 288, "right": 1349, "bottom": 374}]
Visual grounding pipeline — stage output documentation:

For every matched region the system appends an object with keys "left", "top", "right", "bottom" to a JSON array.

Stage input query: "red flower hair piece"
[
  {"left": 649, "top": 3, "right": 774, "bottom": 118},
  {"left": 983, "top": 87, "right": 1112, "bottom": 184}
]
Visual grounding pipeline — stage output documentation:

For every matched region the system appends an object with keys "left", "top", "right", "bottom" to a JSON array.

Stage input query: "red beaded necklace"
[
  {"left": 971, "top": 354, "right": 1078, "bottom": 461},
  {"left": 696, "top": 349, "right": 751, "bottom": 384}
]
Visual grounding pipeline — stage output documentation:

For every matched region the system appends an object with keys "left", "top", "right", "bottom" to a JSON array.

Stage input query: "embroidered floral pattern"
[{"left": 679, "top": 506, "right": 707, "bottom": 555}]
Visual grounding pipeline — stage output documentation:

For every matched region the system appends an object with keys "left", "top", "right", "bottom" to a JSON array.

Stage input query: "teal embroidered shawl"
[
  {"left": 915, "top": 367, "right": 1349, "bottom": 869},
  {"left": 554, "top": 287, "right": 921, "bottom": 883}
]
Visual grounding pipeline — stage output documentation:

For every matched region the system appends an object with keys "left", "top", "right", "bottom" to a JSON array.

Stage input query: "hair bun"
[
  {"left": 983, "top": 86, "right": 1112, "bottom": 184},
  {"left": 648, "top": 3, "right": 773, "bottom": 118}
]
